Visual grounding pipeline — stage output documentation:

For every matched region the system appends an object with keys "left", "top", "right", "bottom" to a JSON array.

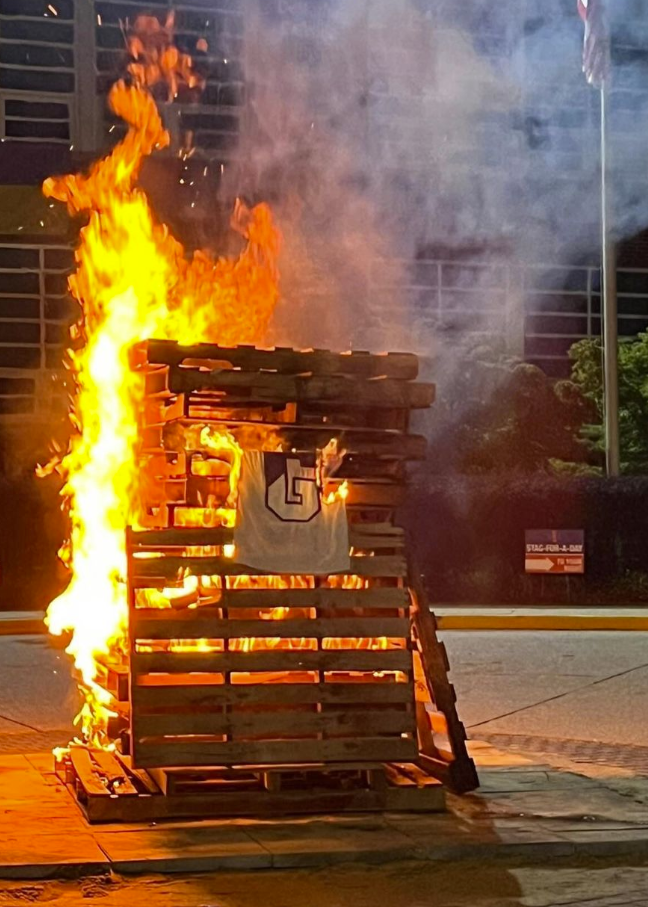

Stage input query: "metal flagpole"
[
  {"left": 599, "top": 63, "right": 620, "bottom": 475},
  {"left": 580, "top": 0, "right": 619, "bottom": 475}
]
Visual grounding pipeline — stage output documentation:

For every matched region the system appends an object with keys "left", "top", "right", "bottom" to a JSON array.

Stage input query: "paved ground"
[
  {"left": 442, "top": 630, "right": 648, "bottom": 751},
  {"left": 0, "top": 635, "right": 76, "bottom": 753},
  {"left": 6, "top": 744, "right": 648, "bottom": 904},
  {"left": 4, "top": 629, "right": 648, "bottom": 904}
]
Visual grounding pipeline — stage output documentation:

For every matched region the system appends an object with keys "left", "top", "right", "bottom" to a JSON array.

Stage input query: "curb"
[
  {"left": 6, "top": 831, "right": 648, "bottom": 879},
  {"left": 0, "top": 619, "right": 47, "bottom": 636},
  {"left": 0, "top": 861, "right": 109, "bottom": 881},
  {"left": 0, "top": 612, "right": 46, "bottom": 636},
  {"left": 435, "top": 614, "right": 648, "bottom": 631},
  {"left": 3, "top": 611, "right": 648, "bottom": 635}
]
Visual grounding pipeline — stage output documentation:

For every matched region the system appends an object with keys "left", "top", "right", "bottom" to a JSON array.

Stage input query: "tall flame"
[{"left": 42, "top": 29, "right": 279, "bottom": 743}]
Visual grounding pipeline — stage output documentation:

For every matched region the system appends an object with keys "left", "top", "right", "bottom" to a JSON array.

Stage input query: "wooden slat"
[
  {"left": 134, "top": 587, "right": 408, "bottom": 610},
  {"left": 87, "top": 782, "right": 443, "bottom": 822},
  {"left": 114, "top": 752, "right": 160, "bottom": 795},
  {"left": 143, "top": 423, "right": 428, "bottom": 461},
  {"left": 142, "top": 340, "right": 420, "bottom": 381},
  {"left": 331, "top": 459, "right": 404, "bottom": 481},
  {"left": 130, "top": 554, "right": 407, "bottom": 580},
  {"left": 168, "top": 368, "right": 434, "bottom": 410},
  {"left": 351, "top": 527, "right": 404, "bottom": 548},
  {"left": 131, "top": 681, "right": 414, "bottom": 710},
  {"left": 132, "top": 648, "right": 412, "bottom": 675},
  {"left": 132, "top": 613, "right": 410, "bottom": 641},
  {"left": 256, "top": 427, "right": 428, "bottom": 461},
  {"left": 147, "top": 478, "right": 404, "bottom": 510},
  {"left": 128, "top": 525, "right": 405, "bottom": 550},
  {"left": 149, "top": 762, "right": 390, "bottom": 796},
  {"left": 133, "top": 708, "right": 414, "bottom": 739},
  {"left": 69, "top": 748, "right": 109, "bottom": 798},
  {"left": 90, "top": 750, "right": 139, "bottom": 796},
  {"left": 183, "top": 452, "right": 403, "bottom": 483},
  {"left": 132, "top": 736, "right": 418, "bottom": 768},
  {"left": 79, "top": 780, "right": 444, "bottom": 822},
  {"left": 336, "top": 482, "right": 405, "bottom": 509},
  {"left": 95, "top": 659, "right": 129, "bottom": 702},
  {"left": 158, "top": 761, "right": 385, "bottom": 780}
]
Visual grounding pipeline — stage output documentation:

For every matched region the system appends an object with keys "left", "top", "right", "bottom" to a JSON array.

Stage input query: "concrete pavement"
[{"left": 7, "top": 743, "right": 648, "bottom": 881}]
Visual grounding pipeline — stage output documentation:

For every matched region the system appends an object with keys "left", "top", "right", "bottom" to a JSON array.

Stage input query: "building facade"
[
  {"left": 0, "top": 0, "right": 647, "bottom": 421},
  {"left": 0, "top": 0, "right": 245, "bottom": 419}
]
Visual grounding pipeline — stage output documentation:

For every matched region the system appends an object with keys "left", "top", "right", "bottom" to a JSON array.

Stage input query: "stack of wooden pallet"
[
  {"left": 59, "top": 340, "right": 477, "bottom": 822},
  {"left": 134, "top": 340, "right": 432, "bottom": 527}
]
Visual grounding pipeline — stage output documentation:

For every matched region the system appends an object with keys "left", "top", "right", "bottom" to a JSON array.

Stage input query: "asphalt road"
[
  {"left": 0, "top": 634, "right": 77, "bottom": 753},
  {"left": 442, "top": 630, "right": 648, "bottom": 751},
  {"left": 1, "top": 629, "right": 648, "bottom": 754}
]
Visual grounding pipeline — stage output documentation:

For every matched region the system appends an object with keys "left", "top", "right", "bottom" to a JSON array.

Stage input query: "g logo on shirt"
[{"left": 264, "top": 454, "right": 322, "bottom": 523}]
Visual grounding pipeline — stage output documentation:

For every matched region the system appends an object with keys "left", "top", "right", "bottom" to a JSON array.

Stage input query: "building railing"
[
  {"left": 371, "top": 258, "right": 648, "bottom": 377},
  {"left": 0, "top": 239, "right": 73, "bottom": 417},
  {"left": 0, "top": 0, "right": 245, "bottom": 156},
  {"left": 0, "top": 244, "right": 644, "bottom": 414}
]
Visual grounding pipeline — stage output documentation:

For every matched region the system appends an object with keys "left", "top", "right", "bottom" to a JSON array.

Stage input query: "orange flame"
[
  {"left": 128, "top": 12, "right": 204, "bottom": 102},
  {"left": 42, "top": 28, "right": 279, "bottom": 744}
]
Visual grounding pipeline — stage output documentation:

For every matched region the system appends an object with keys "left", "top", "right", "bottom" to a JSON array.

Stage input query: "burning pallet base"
[{"left": 56, "top": 748, "right": 445, "bottom": 823}]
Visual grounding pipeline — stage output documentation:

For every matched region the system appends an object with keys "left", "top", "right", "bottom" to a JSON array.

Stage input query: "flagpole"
[{"left": 600, "top": 80, "right": 620, "bottom": 476}]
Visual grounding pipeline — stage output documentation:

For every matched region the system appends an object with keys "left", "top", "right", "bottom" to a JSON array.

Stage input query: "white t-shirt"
[{"left": 233, "top": 451, "right": 350, "bottom": 575}]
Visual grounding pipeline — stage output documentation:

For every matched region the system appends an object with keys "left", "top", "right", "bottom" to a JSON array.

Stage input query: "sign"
[{"left": 525, "top": 530, "right": 585, "bottom": 575}]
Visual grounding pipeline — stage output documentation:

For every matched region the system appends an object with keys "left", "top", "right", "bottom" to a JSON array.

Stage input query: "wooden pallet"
[
  {"left": 56, "top": 748, "right": 445, "bottom": 823},
  {"left": 136, "top": 340, "right": 422, "bottom": 380},
  {"left": 128, "top": 525, "right": 417, "bottom": 770},
  {"left": 111, "top": 340, "right": 476, "bottom": 805},
  {"left": 408, "top": 573, "right": 480, "bottom": 794},
  {"left": 126, "top": 340, "right": 429, "bottom": 772},
  {"left": 135, "top": 340, "right": 433, "bottom": 529}
]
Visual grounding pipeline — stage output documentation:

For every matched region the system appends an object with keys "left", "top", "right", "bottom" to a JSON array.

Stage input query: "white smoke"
[{"left": 231, "top": 0, "right": 648, "bottom": 386}]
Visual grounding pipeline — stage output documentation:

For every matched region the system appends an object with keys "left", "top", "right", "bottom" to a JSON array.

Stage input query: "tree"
[
  {"left": 570, "top": 333, "right": 648, "bottom": 474},
  {"left": 428, "top": 345, "right": 595, "bottom": 474}
]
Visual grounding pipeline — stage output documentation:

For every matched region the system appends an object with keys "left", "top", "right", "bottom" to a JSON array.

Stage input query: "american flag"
[{"left": 577, "top": 0, "right": 610, "bottom": 87}]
